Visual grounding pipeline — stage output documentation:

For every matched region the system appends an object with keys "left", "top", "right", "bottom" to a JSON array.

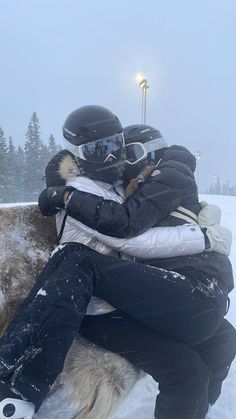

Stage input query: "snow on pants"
[
  {"left": 0, "top": 244, "right": 94, "bottom": 409},
  {"left": 78, "top": 244, "right": 229, "bottom": 345},
  {"left": 80, "top": 311, "right": 236, "bottom": 419},
  {"left": 0, "top": 243, "right": 230, "bottom": 410}
]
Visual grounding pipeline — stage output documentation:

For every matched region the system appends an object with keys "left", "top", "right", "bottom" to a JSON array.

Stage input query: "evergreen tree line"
[
  {"left": 0, "top": 112, "right": 62, "bottom": 204},
  {"left": 205, "top": 178, "right": 236, "bottom": 196},
  {"left": 1, "top": 113, "right": 236, "bottom": 203}
]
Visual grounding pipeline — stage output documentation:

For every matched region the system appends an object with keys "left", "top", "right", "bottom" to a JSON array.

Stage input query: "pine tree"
[
  {"left": 209, "top": 183, "right": 214, "bottom": 194},
  {"left": 222, "top": 183, "right": 229, "bottom": 196},
  {"left": 215, "top": 177, "right": 221, "bottom": 195},
  {"left": 38, "top": 134, "right": 63, "bottom": 180},
  {"left": 229, "top": 184, "right": 236, "bottom": 196},
  {"left": 48, "top": 134, "right": 58, "bottom": 158},
  {"left": 24, "top": 113, "right": 44, "bottom": 201},
  {"left": 40, "top": 143, "right": 50, "bottom": 178},
  {"left": 0, "top": 127, "right": 9, "bottom": 203},
  {"left": 7, "top": 137, "right": 18, "bottom": 202},
  {"left": 15, "top": 146, "right": 25, "bottom": 202}
]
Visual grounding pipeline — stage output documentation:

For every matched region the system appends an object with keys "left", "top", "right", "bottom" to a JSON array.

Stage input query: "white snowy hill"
[{"left": 1, "top": 194, "right": 236, "bottom": 419}]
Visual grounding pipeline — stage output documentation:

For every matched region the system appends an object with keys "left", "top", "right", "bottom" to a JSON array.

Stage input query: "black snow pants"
[
  {"left": 80, "top": 311, "right": 236, "bottom": 419},
  {"left": 0, "top": 242, "right": 234, "bottom": 417}
]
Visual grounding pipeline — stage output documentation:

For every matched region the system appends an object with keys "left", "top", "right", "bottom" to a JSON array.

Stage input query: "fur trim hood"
[{"left": 45, "top": 150, "right": 79, "bottom": 187}]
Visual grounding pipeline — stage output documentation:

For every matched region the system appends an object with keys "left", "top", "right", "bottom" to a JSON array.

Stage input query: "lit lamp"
[{"left": 135, "top": 73, "right": 149, "bottom": 124}]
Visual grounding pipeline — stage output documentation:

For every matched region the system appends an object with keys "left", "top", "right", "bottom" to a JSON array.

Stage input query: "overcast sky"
[{"left": 0, "top": 0, "right": 236, "bottom": 190}]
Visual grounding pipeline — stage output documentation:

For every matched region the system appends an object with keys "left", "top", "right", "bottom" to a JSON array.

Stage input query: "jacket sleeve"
[
  {"left": 97, "top": 224, "right": 205, "bottom": 258},
  {"left": 65, "top": 167, "right": 191, "bottom": 238}
]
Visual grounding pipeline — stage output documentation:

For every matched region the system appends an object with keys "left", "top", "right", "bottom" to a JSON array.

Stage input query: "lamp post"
[
  {"left": 135, "top": 73, "right": 149, "bottom": 124},
  {"left": 195, "top": 150, "right": 202, "bottom": 189}
]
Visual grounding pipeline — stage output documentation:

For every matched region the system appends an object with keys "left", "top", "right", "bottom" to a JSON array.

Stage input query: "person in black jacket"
[
  {"left": 38, "top": 112, "right": 236, "bottom": 419},
  {"left": 61, "top": 129, "right": 201, "bottom": 237},
  {"left": 0, "top": 106, "right": 234, "bottom": 419}
]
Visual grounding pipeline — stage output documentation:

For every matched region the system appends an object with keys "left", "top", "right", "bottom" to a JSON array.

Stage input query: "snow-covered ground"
[{"left": 2, "top": 195, "right": 236, "bottom": 418}]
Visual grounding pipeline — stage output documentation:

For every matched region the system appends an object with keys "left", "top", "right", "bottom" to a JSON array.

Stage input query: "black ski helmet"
[
  {"left": 123, "top": 124, "right": 168, "bottom": 181},
  {"left": 124, "top": 124, "right": 167, "bottom": 150},
  {"left": 63, "top": 105, "right": 125, "bottom": 184}
]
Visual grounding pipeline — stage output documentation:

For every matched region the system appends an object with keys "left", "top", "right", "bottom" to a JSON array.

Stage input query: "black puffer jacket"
[
  {"left": 42, "top": 148, "right": 234, "bottom": 294},
  {"left": 65, "top": 145, "right": 202, "bottom": 238}
]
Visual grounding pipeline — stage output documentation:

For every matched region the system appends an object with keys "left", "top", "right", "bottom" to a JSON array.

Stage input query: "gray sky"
[{"left": 1, "top": 0, "right": 236, "bottom": 190}]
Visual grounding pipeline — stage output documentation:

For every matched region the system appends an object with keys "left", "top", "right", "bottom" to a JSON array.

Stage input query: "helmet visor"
[{"left": 65, "top": 133, "right": 125, "bottom": 164}]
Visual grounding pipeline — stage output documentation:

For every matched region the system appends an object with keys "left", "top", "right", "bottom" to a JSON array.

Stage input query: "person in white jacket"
[{"left": 0, "top": 105, "right": 233, "bottom": 419}]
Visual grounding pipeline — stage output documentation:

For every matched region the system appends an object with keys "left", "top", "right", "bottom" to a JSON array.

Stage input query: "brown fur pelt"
[
  {"left": 125, "top": 165, "right": 156, "bottom": 198},
  {"left": 0, "top": 205, "right": 56, "bottom": 335}
]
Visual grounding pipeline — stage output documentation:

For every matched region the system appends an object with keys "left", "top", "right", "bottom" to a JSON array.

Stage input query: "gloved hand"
[
  {"left": 198, "top": 202, "right": 232, "bottom": 256},
  {"left": 205, "top": 224, "right": 232, "bottom": 256},
  {"left": 198, "top": 201, "right": 221, "bottom": 226},
  {"left": 38, "top": 186, "right": 75, "bottom": 216}
]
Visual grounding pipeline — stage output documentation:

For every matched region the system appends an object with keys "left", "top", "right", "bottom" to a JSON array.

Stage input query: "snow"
[
  {"left": 1, "top": 194, "right": 236, "bottom": 418},
  {"left": 200, "top": 195, "right": 236, "bottom": 327},
  {"left": 36, "top": 289, "right": 47, "bottom": 297},
  {"left": 0, "top": 202, "right": 37, "bottom": 208}
]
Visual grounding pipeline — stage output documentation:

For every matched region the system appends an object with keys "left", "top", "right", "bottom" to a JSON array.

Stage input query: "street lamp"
[
  {"left": 195, "top": 150, "right": 202, "bottom": 188},
  {"left": 135, "top": 73, "right": 149, "bottom": 124}
]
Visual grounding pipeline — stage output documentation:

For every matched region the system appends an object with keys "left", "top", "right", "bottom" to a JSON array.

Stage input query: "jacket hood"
[{"left": 162, "top": 145, "right": 196, "bottom": 173}]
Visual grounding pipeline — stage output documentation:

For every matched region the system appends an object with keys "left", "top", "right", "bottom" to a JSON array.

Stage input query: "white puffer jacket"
[
  {"left": 55, "top": 176, "right": 205, "bottom": 315},
  {"left": 57, "top": 177, "right": 205, "bottom": 258}
]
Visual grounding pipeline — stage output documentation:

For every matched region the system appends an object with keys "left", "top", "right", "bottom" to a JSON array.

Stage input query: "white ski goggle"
[{"left": 125, "top": 137, "right": 166, "bottom": 165}]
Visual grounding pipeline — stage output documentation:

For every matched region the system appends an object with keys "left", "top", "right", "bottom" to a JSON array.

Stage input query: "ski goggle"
[
  {"left": 125, "top": 137, "right": 166, "bottom": 165},
  {"left": 64, "top": 133, "right": 125, "bottom": 164}
]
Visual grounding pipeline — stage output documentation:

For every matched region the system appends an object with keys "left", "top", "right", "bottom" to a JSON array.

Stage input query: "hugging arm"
[
  {"left": 42, "top": 150, "right": 184, "bottom": 238},
  {"left": 65, "top": 169, "right": 187, "bottom": 238},
  {"left": 39, "top": 151, "right": 231, "bottom": 256}
]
